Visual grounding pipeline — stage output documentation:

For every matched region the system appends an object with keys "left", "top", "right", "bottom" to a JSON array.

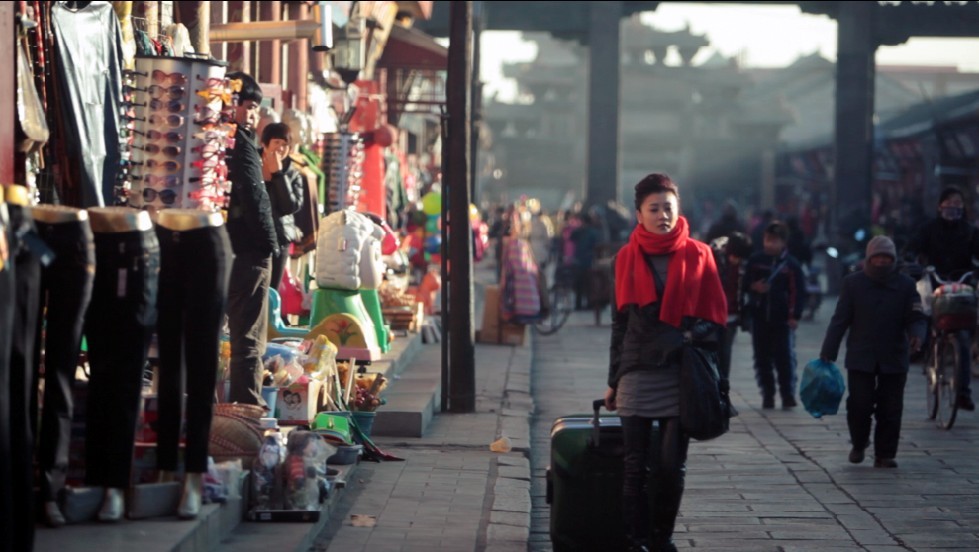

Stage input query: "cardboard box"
[
  {"left": 476, "top": 285, "right": 526, "bottom": 346},
  {"left": 275, "top": 380, "right": 324, "bottom": 425}
]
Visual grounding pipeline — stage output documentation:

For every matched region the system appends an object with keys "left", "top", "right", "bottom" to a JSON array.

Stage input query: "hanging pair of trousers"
[
  {"left": 227, "top": 248, "right": 272, "bottom": 406},
  {"left": 620, "top": 416, "right": 689, "bottom": 549},
  {"left": 33, "top": 219, "right": 95, "bottom": 502},
  {"left": 84, "top": 229, "right": 159, "bottom": 488},
  {"left": 0, "top": 205, "right": 17, "bottom": 552},
  {"left": 6, "top": 204, "right": 42, "bottom": 552},
  {"left": 846, "top": 367, "right": 907, "bottom": 460},
  {"left": 155, "top": 225, "right": 231, "bottom": 473}
]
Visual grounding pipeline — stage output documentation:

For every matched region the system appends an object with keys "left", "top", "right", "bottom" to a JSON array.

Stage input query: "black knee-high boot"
[
  {"left": 622, "top": 491, "right": 650, "bottom": 552},
  {"left": 649, "top": 467, "right": 683, "bottom": 552}
]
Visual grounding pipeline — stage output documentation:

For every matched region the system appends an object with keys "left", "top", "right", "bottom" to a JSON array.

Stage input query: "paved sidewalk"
[
  {"left": 312, "top": 267, "right": 535, "bottom": 552},
  {"left": 530, "top": 297, "right": 979, "bottom": 551}
]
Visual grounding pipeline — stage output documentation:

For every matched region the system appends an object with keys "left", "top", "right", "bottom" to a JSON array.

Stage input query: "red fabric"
[{"left": 614, "top": 216, "right": 728, "bottom": 328}]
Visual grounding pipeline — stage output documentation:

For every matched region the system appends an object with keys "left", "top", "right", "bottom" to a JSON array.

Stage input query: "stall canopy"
[{"left": 377, "top": 23, "right": 447, "bottom": 71}]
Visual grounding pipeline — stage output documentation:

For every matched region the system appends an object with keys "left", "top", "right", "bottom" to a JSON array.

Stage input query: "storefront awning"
[{"left": 377, "top": 24, "right": 447, "bottom": 71}]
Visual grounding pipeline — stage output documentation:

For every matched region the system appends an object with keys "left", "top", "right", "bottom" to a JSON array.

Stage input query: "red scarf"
[{"left": 614, "top": 216, "right": 728, "bottom": 328}]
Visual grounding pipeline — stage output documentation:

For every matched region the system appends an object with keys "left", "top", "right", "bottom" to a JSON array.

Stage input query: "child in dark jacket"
[{"left": 743, "top": 221, "right": 808, "bottom": 409}]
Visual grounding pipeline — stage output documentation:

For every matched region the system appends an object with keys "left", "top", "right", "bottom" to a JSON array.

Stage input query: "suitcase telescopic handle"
[{"left": 590, "top": 398, "right": 605, "bottom": 447}]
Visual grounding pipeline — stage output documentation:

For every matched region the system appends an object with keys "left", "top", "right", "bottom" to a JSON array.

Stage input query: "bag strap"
[{"left": 644, "top": 255, "right": 667, "bottom": 297}]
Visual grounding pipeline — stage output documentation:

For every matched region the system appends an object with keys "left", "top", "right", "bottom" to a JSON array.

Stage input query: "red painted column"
[{"left": 0, "top": 3, "right": 15, "bottom": 183}]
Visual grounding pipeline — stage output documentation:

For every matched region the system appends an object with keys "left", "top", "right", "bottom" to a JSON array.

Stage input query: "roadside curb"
[{"left": 486, "top": 331, "right": 536, "bottom": 551}]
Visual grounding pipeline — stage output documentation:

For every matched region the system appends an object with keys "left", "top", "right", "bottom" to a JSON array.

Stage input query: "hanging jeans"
[
  {"left": 6, "top": 204, "right": 42, "bottom": 552},
  {"left": 155, "top": 225, "right": 231, "bottom": 473},
  {"left": 227, "top": 248, "right": 272, "bottom": 406},
  {"left": 84, "top": 229, "right": 159, "bottom": 488},
  {"left": 0, "top": 205, "right": 17, "bottom": 552},
  {"left": 33, "top": 218, "right": 95, "bottom": 502}
]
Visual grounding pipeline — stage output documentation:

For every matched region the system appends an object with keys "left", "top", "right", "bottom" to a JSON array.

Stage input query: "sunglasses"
[
  {"left": 131, "top": 159, "right": 181, "bottom": 172},
  {"left": 194, "top": 105, "right": 231, "bottom": 125},
  {"left": 152, "top": 70, "right": 188, "bottom": 86},
  {"left": 134, "top": 174, "right": 181, "bottom": 187},
  {"left": 136, "top": 144, "right": 182, "bottom": 157},
  {"left": 126, "top": 84, "right": 186, "bottom": 100},
  {"left": 150, "top": 99, "right": 186, "bottom": 113},
  {"left": 190, "top": 157, "right": 222, "bottom": 171},
  {"left": 143, "top": 187, "right": 179, "bottom": 205},
  {"left": 148, "top": 114, "right": 185, "bottom": 128}
]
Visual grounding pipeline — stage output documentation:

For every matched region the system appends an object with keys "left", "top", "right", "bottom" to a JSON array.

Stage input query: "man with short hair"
[{"left": 225, "top": 72, "right": 279, "bottom": 406}]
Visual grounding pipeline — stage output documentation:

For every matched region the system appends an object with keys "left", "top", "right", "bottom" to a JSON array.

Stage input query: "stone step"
[{"left": 371, "top": 343, "right": 443, "bottom": 438}]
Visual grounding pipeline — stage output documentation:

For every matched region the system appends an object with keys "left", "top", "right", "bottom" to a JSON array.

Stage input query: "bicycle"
[
  {"left": 922, "top": 267, "right": 976, "bottom": 429},
  {"left": 534, "top": 265, "right": 576, "bottom": 335}
]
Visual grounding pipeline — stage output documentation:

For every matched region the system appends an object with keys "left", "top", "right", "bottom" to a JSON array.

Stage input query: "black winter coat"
[
  {"left": 743, "top": 250, "right": 807, "bottom": 325},
  {"left": 907, "top": 217, "right": 979, "bottom": 279},
  {"left": 820, "top": 269, "right": 926, "bottom": 374},
  {"left": 608, "top": 255, "right": 722, "bottom": 389},
  {"left": 265, "top": 155, "right": 305, "bottom": 246},
  {"left": 226, "top": 126, "right": 279, "bottom": 258}
]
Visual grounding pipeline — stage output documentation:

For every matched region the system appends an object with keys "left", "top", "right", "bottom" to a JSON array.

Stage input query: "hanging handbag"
[
  {"left": 679, "top": 344, "right": 737, "bottom": 441},
  {"left": 15, "top": 34, "right": 50, "bottom": 154}
]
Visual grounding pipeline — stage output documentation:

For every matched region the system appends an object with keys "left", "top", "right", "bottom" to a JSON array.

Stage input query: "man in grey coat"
[{"left": 820, "top": 236, "right": 927, "bottom": 468}]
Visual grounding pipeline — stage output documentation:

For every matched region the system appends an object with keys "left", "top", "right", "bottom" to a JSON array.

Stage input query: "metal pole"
[{"left": 446, "top": 0, "right": 475, "bottom": 413}]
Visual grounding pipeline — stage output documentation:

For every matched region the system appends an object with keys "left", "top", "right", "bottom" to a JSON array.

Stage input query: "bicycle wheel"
[
  {"left": 926, "top": 339, "right": 939, "bottom": 420},
  {"left": 534, "top": 285, "right": 573, "bottom": 335},
  {"left": 936, "top": 335, "right": 959, "bottom": 430}
]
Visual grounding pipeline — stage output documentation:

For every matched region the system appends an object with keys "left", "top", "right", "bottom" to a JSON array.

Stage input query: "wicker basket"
[
  {"left": 208, "top": 411, "right": 264, "bottom": 464},
  {"left": 214, "top": 402, "right": 266, "bottom": 420}
]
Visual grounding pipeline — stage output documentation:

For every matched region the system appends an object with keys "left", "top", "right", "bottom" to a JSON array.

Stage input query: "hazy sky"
[{"left": 481, "top": 3, "right": 979, "bottom": 102}]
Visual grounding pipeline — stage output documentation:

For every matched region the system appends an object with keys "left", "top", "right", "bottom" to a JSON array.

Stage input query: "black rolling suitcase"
[{"left": 546, "top": 399, "right": 642, "bottom": 551}]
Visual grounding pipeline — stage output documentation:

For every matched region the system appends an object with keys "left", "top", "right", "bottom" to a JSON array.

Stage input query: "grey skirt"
[{"left": 616, "top": 366, "right": 680, "bottom": 418}]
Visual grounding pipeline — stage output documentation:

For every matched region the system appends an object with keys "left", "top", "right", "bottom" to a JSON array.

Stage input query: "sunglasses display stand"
[
  {"left": 324, "top": 132, "right": 365, "bottom": 213},
  {"left": 129, "top": 55, "right": 232, "bottom": 212}
]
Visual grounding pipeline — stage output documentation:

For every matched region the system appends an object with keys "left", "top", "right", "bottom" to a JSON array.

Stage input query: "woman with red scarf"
[{"left": 604, "top": 174, "right": 727, "bottom": 552}]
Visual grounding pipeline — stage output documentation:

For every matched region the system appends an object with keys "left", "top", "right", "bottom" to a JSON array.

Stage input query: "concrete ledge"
[{"left": 370, "top": 342, "right": 443, "bottom": 438}]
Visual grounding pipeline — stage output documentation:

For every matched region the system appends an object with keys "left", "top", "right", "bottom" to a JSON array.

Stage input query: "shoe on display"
[
  {"left": 848, "top": 447, "right": 865, "bottom": 464},
  {"left": 956, "top": 396, "right": 976, "bottom": 412},
  {"left": 874, "top": 458, "right": 898, "bottom": 468},
  {"left": 177, "top": 473, "right": 203, "bottom": 519},
  {"left": 44, "top": 501, "right": 66, "bottom": 528},
  {"left": 98, "top": 488, "right": 125, "bottom": 522}
]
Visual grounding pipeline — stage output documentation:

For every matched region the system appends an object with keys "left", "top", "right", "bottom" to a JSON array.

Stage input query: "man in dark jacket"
[
  {"left": 225, "top": 72, "right": 279, "bottom": 407},
  {"left": 906, "top": 186, "right": 979, "bottom": 411},
  {"left": 260, "top": 122, "right": 305, "bottom": 293},
  {"left": 743, "top": 221, "right": 807, "bottom": 409},
  {"left": 820, "top": 236, "right": 926, "bottom": 468}
]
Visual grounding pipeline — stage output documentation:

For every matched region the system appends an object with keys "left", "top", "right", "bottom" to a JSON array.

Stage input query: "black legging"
[{"left": 621, "top": 415, "right": 689, "bottom": 548}]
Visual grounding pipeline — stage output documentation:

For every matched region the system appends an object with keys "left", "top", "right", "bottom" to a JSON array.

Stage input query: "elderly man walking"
[{"left": 819, "top": 236, "right": 927, "bottom": 468}]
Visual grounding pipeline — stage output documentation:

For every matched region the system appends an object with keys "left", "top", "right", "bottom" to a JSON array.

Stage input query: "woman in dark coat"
[
  {"left": 604, "top": 174, "right": 728, "bottom": 552},
  {"left": 820, "top": 235, "right": 926, "bottom": 468}
]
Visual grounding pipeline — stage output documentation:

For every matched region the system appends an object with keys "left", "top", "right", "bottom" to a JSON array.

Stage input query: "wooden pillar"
[
  {"left": 586, "top": 1, "right": 621, "bottom": 209},
  {"left": 834, "top": 2, "right": 877, "bottom": 243},
  {"left": 226, "top": 1, "right": 251, "bottom": 74},
  {"left": 174, "top": 1, "right": 210, "bottom": 55},
  {"left": 286, "top": 2, "right": 309, "bottom": 110},
  {"left": 445, "top": 0, "right": 475, "bottom": 413},
  {"left": 0, "top": 2, "right": 13, "bottom": 183},
  {"left": 209, "top": 1, "right": 229, "bottom": 62},
  {"left": 258, "top": 1, "right": 282, "bottom": 85}
]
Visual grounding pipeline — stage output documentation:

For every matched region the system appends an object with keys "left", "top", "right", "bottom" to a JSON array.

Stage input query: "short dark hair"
[
  {"left": 939, "top": 185, "right": 964, "bottom": 205},
  {"left": 226, "top": 71, "right": 263, "bottom": 104},
  {"left": 725, "top": 231, "right": 753, "bottom": 258},
  {"left": 633, "top": 173, "right": 679, "bottom": 211},
  {"left": 261, "top": 122, "right": 292, "bottom": 145},
  {"left": 764, "top": 221, "right": 789, "bottom": 242}
]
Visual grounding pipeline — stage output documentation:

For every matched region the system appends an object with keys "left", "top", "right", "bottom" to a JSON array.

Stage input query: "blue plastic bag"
[{"left": 799, "top": 358, "right": 846, "bottom": 419}]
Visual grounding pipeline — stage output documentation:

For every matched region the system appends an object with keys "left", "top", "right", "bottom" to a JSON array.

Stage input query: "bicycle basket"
[{"left": 932, "top": 285, "right": 977, "bottom": 331}]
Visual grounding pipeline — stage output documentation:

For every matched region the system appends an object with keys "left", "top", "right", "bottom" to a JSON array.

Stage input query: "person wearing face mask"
[
  {"left": 820, "top": 236, "right": 926, "bottom": 468},
  {"left": 605, "top": 174, "right": 728, "bottom": 552},
  {"left": 906, "top": 186, "right": 979, "bottom": 411}
]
